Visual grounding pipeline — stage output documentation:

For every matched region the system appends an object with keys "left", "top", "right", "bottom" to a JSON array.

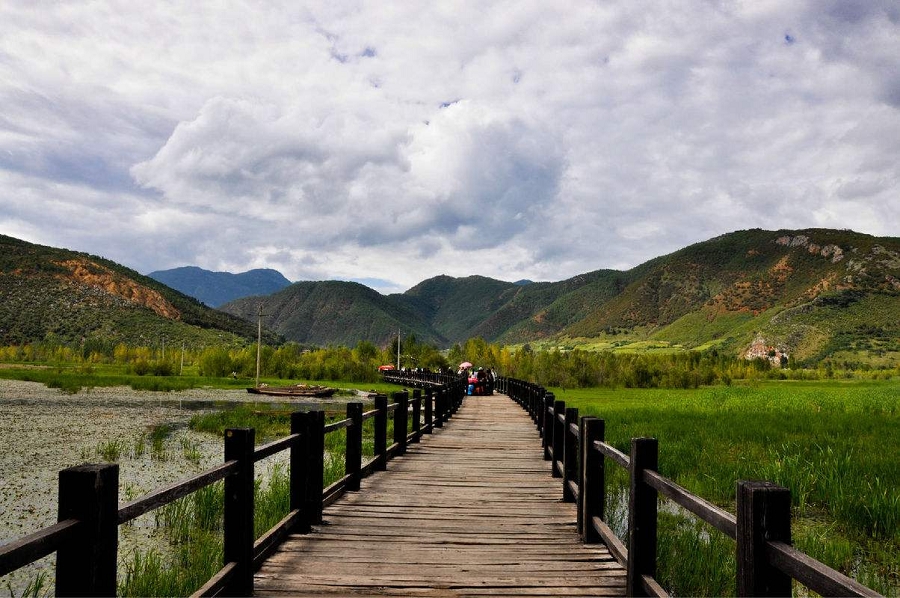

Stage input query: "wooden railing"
[
  {"left": 500, "top": 376, "right": 882, "bottom": 598},
  {"left": 0, "top": 380, "right": 465, "bottom": 597}
]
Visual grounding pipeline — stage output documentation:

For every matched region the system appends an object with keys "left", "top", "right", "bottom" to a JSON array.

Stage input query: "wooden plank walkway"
[{"left": 254, "top": 393, "right": 626, "bottom": 597}]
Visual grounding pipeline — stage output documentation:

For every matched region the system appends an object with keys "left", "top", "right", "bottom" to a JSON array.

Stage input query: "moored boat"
[{"left": 247, "top": 384, "right": 337, "bottom": 398}]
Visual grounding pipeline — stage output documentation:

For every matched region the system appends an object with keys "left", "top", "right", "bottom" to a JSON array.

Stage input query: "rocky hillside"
[
  {"left": 0, "top": 235, "right": 270, "bottom": 347},
  {"left": 564, "top": 229, "right": 900, "bottom": 361}
]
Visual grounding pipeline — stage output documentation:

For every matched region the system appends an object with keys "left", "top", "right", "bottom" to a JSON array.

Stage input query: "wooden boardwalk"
[{"left": 255, "top": 393, "right": 626, "bottom": 597}]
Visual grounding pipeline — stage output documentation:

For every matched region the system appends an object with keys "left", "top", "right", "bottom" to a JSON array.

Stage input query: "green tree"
[{"left": 198, "top": 347, "right": 233, "bottom": 377}]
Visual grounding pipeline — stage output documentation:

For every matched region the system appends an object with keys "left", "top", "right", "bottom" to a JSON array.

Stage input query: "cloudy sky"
[{"left": 2, "top": 1, "right": 899, "bottom": 294}]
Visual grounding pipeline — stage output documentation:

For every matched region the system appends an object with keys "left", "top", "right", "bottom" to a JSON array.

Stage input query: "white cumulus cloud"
[{"left": 0, "top": 1, "right": 899, "bottom": 291}]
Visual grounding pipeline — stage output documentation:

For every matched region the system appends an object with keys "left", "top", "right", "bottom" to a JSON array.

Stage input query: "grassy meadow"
[{"left": 551, "top": 379, "right": 899, "bottom": 596}]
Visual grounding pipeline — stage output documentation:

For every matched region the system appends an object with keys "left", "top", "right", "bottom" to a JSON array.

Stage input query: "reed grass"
[
  {"left": 560, "top": 380, "right": 900, "bottom": 596},
  {"left": 132, "top": 434, "right": 146, "bottom": 458},
  {"left": 118, "top": 397, "right": 410, "bottom": 595},
  {"left": 119, "top": 416, "right": 357, "bottom": 595},
  {"left": 97, "top": 438, "right": 127, "bottom": 462},
  {"left": 188, "top": 404, "right": 292, "bottom": 440},
  {"left": 148, "top": 424, "right": 171, "bottom": 461},
  {"left": 3, "top": 571, "right": 50, "bottom": 598},
  {"left": 180, "top": 438, "right": 202, "bottom": 464}
]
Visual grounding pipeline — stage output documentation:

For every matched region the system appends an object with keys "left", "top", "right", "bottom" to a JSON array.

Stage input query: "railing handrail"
[
  {"left": 118, "top": 460, "right": 240, "bottom": 525},
  {"left": 0, "top": 377, "right": 467, "bottom": 597},
  {"left": 501, "top": 375, "right": 883, "bottom": 598},
  {"left": 0, "top": 518, "right": 80, "bottom": 578}
]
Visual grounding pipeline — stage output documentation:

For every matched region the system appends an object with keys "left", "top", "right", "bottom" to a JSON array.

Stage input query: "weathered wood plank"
[{"left": 254, "top": 394, "right": 627, "bottom": 597}]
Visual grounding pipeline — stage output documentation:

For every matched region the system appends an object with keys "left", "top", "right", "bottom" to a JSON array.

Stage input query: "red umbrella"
[
  {"left": 378, "top": 364, "right": 395, "bottom": 371},
  {"left": 458, "top": 361, "right": 473, "bottom": 369}
]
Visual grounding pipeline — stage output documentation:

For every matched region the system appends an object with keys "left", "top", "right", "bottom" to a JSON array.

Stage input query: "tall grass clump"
[
  {"left": 254, "top": 464, "right": 291, "bottom": 538},
  {"left": 119, "top": 483, "right": 225, "bottom": 597},
  {"left": 96, "top": 438, "right": 127, "bottom": 462},
  {"left": 189, "top": 404, "right": 291, "bottom": 441},
  {"left": 4, "top": 571, "right": 50, "bottom": 598},
  {"left": 132, "top": 434, "right": 146, "bottom": 458},
  {"left": 120, "top": 460, "right": 329, "bottom": 595},
  {"left": 119, "top": 400, "right": 372, "bottom": 595},
  {"left": 148, "top": 424, "right": 172, "bottom": 461},
  {"left": 655, "top": 512, "right": 735, "bottom": 596}
]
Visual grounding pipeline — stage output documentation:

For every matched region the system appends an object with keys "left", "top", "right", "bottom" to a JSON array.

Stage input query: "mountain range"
[
  {"left": 148, "top": 266, "right": 291, "bottom": 307},
  {"left": 2, "top": 228, "right": 899, "bottom": 364},
  {"left": 218, "top": 228, "right": 900, "bottom": 363}
]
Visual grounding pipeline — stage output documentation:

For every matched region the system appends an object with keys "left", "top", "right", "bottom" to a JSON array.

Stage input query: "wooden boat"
[{"left": 247, "top": 384, "right": 337, "bottom": 398}]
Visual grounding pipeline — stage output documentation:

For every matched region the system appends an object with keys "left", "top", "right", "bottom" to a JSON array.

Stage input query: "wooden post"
[
  {"left": 290, "top": 411, "right": 310, "bottom": 533},
  {"left": 223, "top": 428, "right": 255, "bottom": 597},
  {"left": 451, "top": 381, "right": 458, "bottom": 413},
  {"left": 542, "top": 393, "right": 554, "bottom": 461},
  {"left": 346, "top": 403, "right": 363, "bottom": 491},
  {"left": 450, "top": 382, "right": 461, "bottom": 415},
  {"left": 411, "top": 389, "right": 422, "bottom": 442},
  {"left": 373, "top": 395, "right": 388, "bottom": 471},
  {"left": 393, "top": 391, "right": 409, "bottom": 455},
  {"left": 529, "top": 384, "right": 537, "bottom": 422},
  {"left": 581, "top": 418, "right": 605, "bottom": 543},
  {"left": 563, "top": 407, "right": 579, "bottom": 503},
  {"left": 626, "top": 437, "right": 658, "bottom": 597},
  {"left": 305, "top": 411, "right": 325, "bottom": 525},
  {"left": 56, "top": 463, "right": 118, "bottom": 597},
  {"left": 534, "top": 386, "right": 544, "bottom": 429},
  {"left": 424, "top": 387, "right": 433, "bottom": 433},
  {"left": 736, "top": 481, "right": 792, "bottom": 597},
  {"left": 551, "top": 400, "right": 565, "bottom": 477},
  {"left": 435, "top": 388, "right": 445, "bottom": 428},
  {"left": 525, "top": 383, "right": 533, "bottom": 419}
]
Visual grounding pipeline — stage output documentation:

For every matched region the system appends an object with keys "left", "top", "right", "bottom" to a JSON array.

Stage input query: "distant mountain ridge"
[
  {"left": 148, "top": 266, "right": 291, "bottom": 307},
  {"left": 219, "top": 228, "right": 900, "bottom": 363}
]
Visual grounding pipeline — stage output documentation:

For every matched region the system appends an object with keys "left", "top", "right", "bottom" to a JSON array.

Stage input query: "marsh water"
[{"left": 0, "top": 380, "right": 356, "bottom": 595}]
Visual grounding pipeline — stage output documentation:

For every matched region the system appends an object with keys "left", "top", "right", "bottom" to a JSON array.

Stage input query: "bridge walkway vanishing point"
[{"left": 254, "top": 393, "right": 627, "bottom": 597}]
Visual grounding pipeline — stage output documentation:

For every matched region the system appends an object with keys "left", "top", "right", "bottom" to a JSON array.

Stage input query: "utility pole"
[
  {"left": 180, "top": 341, "right": 185, "bottom": 376},
  {"left": 396, "top": 328, "right": 401, "bottom": 370},
  {"left": 255, "top": 304, "right": 265, "bottom": 388}
]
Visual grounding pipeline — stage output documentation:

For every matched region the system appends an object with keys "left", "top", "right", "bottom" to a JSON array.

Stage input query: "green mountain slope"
[
  {"left": 0, "top": 235, "right": 268, "bottom": 347},
  {"left": 487, "top": 270, "right": 628, "bottom": 343},
  {"left": 220, "top": 281, "right": 446, "bottom": 347},
  {"left": 394, "top": 275, "right": 520, "bottom": 341}
]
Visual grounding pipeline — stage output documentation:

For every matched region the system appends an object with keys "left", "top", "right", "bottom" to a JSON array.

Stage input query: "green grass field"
[{"left": 550, "top": 379, "right": 900, "bottom": 596}]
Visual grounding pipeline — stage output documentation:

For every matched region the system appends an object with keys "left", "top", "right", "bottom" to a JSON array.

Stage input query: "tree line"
[{"left": 1, "top": 336, "right": 895, "bottom": 388}]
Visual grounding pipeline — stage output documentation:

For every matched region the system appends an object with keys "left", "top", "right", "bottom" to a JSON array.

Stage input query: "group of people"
[{"left": 458, "top": 365, "right": 496, "bottom": 396}]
